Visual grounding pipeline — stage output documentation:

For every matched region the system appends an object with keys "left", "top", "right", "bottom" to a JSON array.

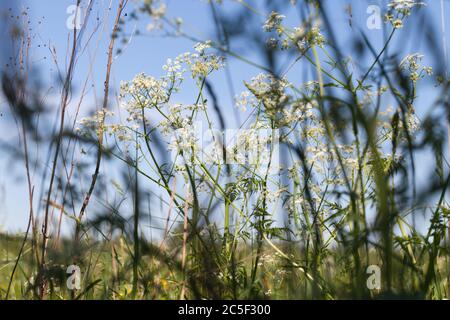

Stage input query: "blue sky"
[{"left": 0, "top": 0, "right": 449, "bottom": 233}]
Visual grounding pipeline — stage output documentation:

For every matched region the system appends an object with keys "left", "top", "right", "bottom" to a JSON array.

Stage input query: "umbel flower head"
[
  {"left": 263, "top": 11, "right": 285, "bottom": 33},
  {"left": 399, "top": 53, "right": 433, "bottom": 83},
  {"left": 80, "top": 41, "right": 226, "bottom": 151},
  {"left": 388, "top": 0, "right": 426, "bottom": 16}
]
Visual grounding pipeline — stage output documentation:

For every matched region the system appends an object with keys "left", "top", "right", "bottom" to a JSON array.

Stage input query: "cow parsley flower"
[
  {"left": 194, "top": 40, "right": 212, "bottom": 53},
  {"left": 244, "top": 73, "right": 290, "bottom": 118},
  {"left": 235, "top": 91, "right": 257, "bottom": 112},
  {"left": 388, "top": 0, "right": 425, "bottom": 16},
  {"left": 76, "top": 109, "right": 114, "bottom": 137},
  {"left": 399, "top": 53, "right": 432, "bottom": 82},
  {"left": 185, "top": 52, "right": 225, "bottom": 80},
  {"left": 263, "top": 11, "right": 285, "bottom": 33},
  {"left": 393, "top": 19, "right": 403, "bottom": 29}
]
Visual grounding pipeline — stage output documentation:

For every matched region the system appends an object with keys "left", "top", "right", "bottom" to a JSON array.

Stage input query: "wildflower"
[
  {"left": 244, "top": 73, "right": 290, "bottom": 118},
  {"left": 194, "top": 40, "right": 212, "bottom": 54},
  {"left": 174, "top": 17, "right": 183, "bottom": 26},
  {"left": 424, "top": 66, "right": 433, "bottom": 76},
  {"left": 169, "top": 123, "right": 200, "bottom": 155},
  {"left": 297, "top": 27, "right": 325, "bottom": 52},
  {"left": 266, "top": 37, "right": 279, "bottom": 49},
  {"left": 405, "top": 111, "right": 420, "bottom": 132},
  {"left": 388, "top": 0, "right": 425, "bottom": 16},
  {"left": 384, "top": 13, "right": 394, "bottom": 23},
  {"left": 108, "top": 124, "right": 133, "bottom": 142},
  {"left": 306, "top": 27, "right": 325, "bottom": 47},
  {"left": 245, "top": 73, "right": 289, "bottom": 99},
  {"left": 263, "top": 11, "right": 285, "bottom": 33},
  {"left": 235, "top": 91, "right": 257, "bottom": 112},
  {"left": 393, "top": 19, "right": 403, "bottom": 29},
  {"left": 181, "top": 43, "right": 225, "bottom": 79},
  {"left": 399, "top": 53, "right": 431, "bottom": 82},
  {"left": 145, "top": 1, "right": 167, "bottom": 32},
  {"left": 76, "top": 108, "right": 114, "bottom": 136},
  {"left": 150, "top": 2, "right": 166, "bottom": 19},
  {"left": 281, "top": 38, "right": 291, "bottom": 50},
  {"left": 162, "top": 55, "right": 186, "bottom": 86},
  {"left": 162, "top": 57, "right": 182, "bottom": 74},
  {"left": 120, "top": 73, "right": 169, "bottom": 108},
  {"left": 400, "top": 53, "right": 423, "bottom": 70}
]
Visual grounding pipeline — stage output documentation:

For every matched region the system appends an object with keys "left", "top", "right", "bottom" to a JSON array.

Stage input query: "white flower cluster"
[
  {"left": 263, "top": 11, "right": 285, "bottom": 33},
  {"left": 162, "top": 56, "right": 185, "bottom": 82},
  {"left": 225, "top": 128, "right": 273, "bottom": 166},
  {"left": 113, "top": 42, "right": 224, "bottom": 157},
  {"left": 159, "top": 102, "right": 205, "bottom": 135},
  {"left": 76, "top": 41, "right": 226, "bottom": 154},
  {"left": 233, "top": 69, "right": 422, "bottom": 219},
  {"left": 399, "top": 53, "right": 432, "bottom": 82},
  {"left": 168, "top": 122, "right": 201, "bottom": 157},
  {"left": 120, "top": 73, "right": 169, "bottom": 110},
  {"left": 244, "top": 73, "right": 290, "bottom": 117},
  {"left": 186, "top": 41, "right": 225, "bottom": 80},
  {"left": 119, "top": 40, "right": 223, "bottom": 120},
  {"left": 235, "top": 91, "right": 256, "bottom": 113},
  {"left": 146, "top": 1, "right": 167, "bottom": 32},
  {"left": 388, "top": 0, "right": 426, "bottom": 16},
  {"left": 76, "top": 108, "right": 114, "bottom": 136},
  {"left": 385, "top": 0, "right": 426, "bottom": 28},
  {"left": 377, "top": 105, "right": 421, "bottom": 144},
  {"left": 261, "top": 9, "right": 325, "bottom": 52},
  {"left": 76, "top": 108, "right": 134, "bottom": 142},
  {"left": 298, "top": 27, "right": 325, "bottom": 51}
]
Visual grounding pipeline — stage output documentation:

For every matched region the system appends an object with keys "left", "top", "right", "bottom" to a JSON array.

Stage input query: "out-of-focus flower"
[{"left": 263, "top": 11, "right": 285, "bottom": 33}]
